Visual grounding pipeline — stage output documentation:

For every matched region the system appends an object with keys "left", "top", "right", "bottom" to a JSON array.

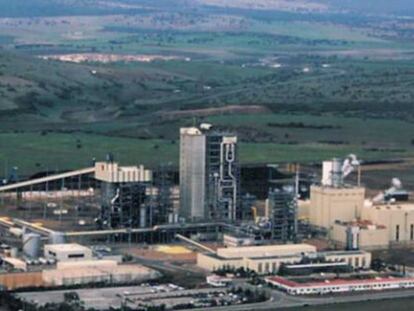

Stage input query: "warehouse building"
[
  {"left": 44, "top": 243, "right": 93, "bottom": 262},
  {"left": 197, "top": 244, "right": 370, "bottom": 274}
]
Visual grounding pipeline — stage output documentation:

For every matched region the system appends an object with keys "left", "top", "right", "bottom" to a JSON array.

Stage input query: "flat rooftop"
[
  {"left": 267, "top": 275, "right": 414, "bottom": 288},
  {"left": 45, "top": 243, "right": 91, "bottom": 252},
  {"left": 216, "top": 243, "right": 317, "bottom": 259}
]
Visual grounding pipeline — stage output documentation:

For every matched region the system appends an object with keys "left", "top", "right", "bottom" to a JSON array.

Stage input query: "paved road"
[{"left": 186, "top": 282, "right": 414, "bottom": 311}]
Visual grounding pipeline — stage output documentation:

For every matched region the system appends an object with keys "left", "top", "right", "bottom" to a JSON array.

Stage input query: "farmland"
[{"left": 1, "top": 0, "right": 414, "bottom": 175}]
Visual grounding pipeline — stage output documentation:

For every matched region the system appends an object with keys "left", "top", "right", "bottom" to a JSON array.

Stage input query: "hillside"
[{"left": 1, "top": 0, "right": 414, "bottom": 174}]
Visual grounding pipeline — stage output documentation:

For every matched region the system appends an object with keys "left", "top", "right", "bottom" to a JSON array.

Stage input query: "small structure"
[{"left": 44, "top": 243, "right": 93, "bottom": 262}]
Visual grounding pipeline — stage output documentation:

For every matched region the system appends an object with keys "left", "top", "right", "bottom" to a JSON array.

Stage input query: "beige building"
[
  {"left": 43, "top": 260, "right": 160, "bottom": 286},
  {"left": 94, "top": 162, "right": 152, "bottom": 183},
  {"left": 197, "top": 244, "right": 370, "bottom": 275},
  {"left": 44, "top": 243, "right": 93, "bottom": 262},
  {"left": 361, "top": 203, "right": 414, "bottom": 244},
  {"left": 332, "top": 221, "right": 389, "bottom": 250},
  {"left": 309, "top": 185, "right": 365, "bottom": 229}
]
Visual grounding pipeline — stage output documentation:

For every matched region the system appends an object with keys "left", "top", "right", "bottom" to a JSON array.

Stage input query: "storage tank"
[
  {"left": 49, "top": 232, "right": 66, "bottom": 244},
  {"left": 331, "top": 158, "right": 343, "bottom": 188},
  {"left": 23, "top": 233, "right": 41, "bottom": 258}
]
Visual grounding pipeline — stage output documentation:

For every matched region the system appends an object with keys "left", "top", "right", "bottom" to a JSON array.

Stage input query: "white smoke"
[{"left": 342, "top": 154, "right": 360, "bottom": 179}]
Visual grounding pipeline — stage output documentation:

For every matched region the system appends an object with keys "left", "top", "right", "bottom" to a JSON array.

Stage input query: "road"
[{"left": 186, "top": 281, "right": 414, "bottom": 311}]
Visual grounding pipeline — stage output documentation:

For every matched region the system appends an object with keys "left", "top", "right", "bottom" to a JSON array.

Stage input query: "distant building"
[
  {"left": 197, "top": 244, "right": 370, "bottom": 275},
  {"left": 179, "top": 124, "right": 240, "bottom": 221}
]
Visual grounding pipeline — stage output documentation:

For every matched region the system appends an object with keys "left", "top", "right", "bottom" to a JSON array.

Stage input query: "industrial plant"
[{"left": 0, "top": 123, "right": 414, "bottom": 310}]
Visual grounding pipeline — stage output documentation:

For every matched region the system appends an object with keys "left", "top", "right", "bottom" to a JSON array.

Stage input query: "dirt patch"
[
  {"left": 158, "top": 105, "right": 270, "bottom": 120},
  {"left": 126, "top": 246, "right": 197, "bottom": 263},
  {"left": 39, "top": 53, "right": 188, "bottom": 64}
]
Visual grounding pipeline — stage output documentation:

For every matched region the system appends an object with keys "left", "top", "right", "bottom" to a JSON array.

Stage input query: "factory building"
[
  {"left": 197, "top": 244, "right": 370, "bottom": 274},
  {"left": 44, "top": 243, "right": 93, "bottom": 262},
  {"left": 95, "top": 160, "right": 153, "bottom": 228},
  {"left": 331, "top": 220, "right": 389, "bottom": 250},
  {"left": 179, "top": 124, "right": 240, "bottom": 221},
  {"left": 309, "top": 157, "right": 365, "bottom": 230},
  {"left": 267, "top": 188, "right": 297, "bottom": 243},
  {"left": 361, "top": 202, "right": 414, "bottom": 245}
]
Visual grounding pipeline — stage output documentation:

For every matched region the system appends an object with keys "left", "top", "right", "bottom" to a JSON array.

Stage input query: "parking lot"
[{"left": 16, "top": 283, "right": 257, "bottom": 310}]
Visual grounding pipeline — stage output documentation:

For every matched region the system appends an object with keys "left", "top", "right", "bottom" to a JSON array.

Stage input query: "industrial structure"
[
  {"left": 267, "top": 189, "right": 297, "bottom": 243},
  {"left": 197, "top": 244, "right": 371, "bottom": 274},
  {"left": 179, "top": 124, "right": 240, "bottom": 222},
  {"left": 309, "top": 156, "right": 365, "bottom": 230},
  {"left": 95, "top": 160, "right": 153, "bottom": 229}
]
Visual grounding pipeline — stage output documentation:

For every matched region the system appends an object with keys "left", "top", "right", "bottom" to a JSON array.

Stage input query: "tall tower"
[
  {"left": 268, "top": 189, "right": 297, "bottom": 243},
  {"left": 179, "top": 124, "right": 240, "bottom": 222}
]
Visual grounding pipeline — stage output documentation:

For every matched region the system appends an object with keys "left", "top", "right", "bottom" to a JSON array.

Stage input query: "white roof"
[
  {"left": 45, "top": 243, "right": 91, "bottom": 252},
  {"left": 217, "top": 244, "right": 316, "bottom": 259}
]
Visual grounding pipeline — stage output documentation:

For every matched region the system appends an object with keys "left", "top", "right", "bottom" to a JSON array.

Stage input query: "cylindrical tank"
[
  {"left": 331, "top": 158, "right": 343, "bottom": 188},
  {"left": 23, "top": 233, "right": 41, "bottom": 258},
  {"left": 10, "top": 248, "right": 18, "bottom": 258},
  {"left": 49, "top": 231, "right": 66, "bottom": 244}
]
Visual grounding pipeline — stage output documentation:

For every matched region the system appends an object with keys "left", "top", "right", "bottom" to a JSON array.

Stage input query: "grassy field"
[
  {"left": 1, "top": 1, "right": 414, "bottom": 175},
  {"left": 0, "top": 129, "right": 412, "bottom": 176}
]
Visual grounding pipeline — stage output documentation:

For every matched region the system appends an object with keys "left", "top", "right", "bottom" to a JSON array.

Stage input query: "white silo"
[{"left": 23, "top": 233, "right": 41, "bottom": 258}]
